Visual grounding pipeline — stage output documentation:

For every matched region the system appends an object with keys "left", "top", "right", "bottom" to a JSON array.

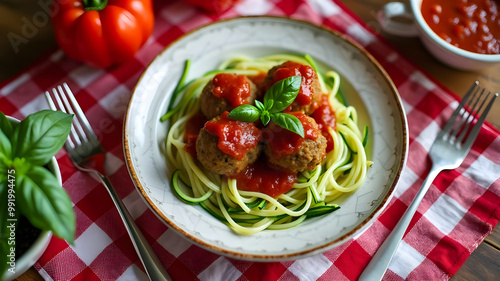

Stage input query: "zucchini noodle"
[{"left": 163, "top": 54, "right": 372, "bottom": 235}]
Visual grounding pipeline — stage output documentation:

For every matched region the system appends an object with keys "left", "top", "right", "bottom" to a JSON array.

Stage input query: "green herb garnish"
[
  {"left": 0, "top": 110, "right": 75, "bottom": 279},
  {"left": 227, "top": 76, "right": 304, "bottom": 137}
]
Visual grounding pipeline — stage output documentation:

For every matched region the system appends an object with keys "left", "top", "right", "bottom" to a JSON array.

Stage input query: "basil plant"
[{"left": 0, "top": 110, "right": 75, "bottom": 278}]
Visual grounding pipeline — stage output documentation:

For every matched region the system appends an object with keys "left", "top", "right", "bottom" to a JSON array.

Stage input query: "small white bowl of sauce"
[{"left": 378, "top": 0, "right": 500, "bottom": 71}]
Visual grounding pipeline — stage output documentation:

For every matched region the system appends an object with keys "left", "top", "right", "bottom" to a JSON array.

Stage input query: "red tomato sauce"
[
  {"left": 311, "top": 95, "right": 336, "bottom": 152},
  {"left": 184, "top": 113, "right": 207, "bottom": 156},
  {"left": 212, "top": 73, "right": 252, "bottom": 107},
  {"left": 263, "top": 112, "right": 319, "bottom": 159},
  {"left": 204, "top": 112, "right": 262, "bottom": 160},
  {"left": 421, "top": 0, "right": 500, "bottom": 54},
  {"left": 230, "top": 158, "right": 297, "bottom": 198},
  {"left": 249, "top": 72, "right": 267, "bottom": 88},
  {"left": 271, "top": 61, "right": 318, "bottom": 106}
]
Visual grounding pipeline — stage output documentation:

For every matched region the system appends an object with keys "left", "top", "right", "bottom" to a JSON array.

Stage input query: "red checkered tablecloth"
[{"left": 1, "top": 0, "right": 499, "bottom": 280}]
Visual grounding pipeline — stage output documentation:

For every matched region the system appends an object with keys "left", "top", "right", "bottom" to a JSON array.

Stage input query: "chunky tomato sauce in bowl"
[
  {"left": 421, "top": 0, "right": 500, "bottom": 55},
  {"left": 380, "top": 0, "right": 500, "bottom": 69},
  {"left": 411, "top": 0, "right": 500, "bottom": 70}
]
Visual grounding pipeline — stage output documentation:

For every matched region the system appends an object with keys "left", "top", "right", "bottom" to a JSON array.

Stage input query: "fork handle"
[
  {"left": 358, "top": 166, "right": 442, "bottom": 281},
  {"left": 97, "top": 173, "right": 171, "bottom": 281}
]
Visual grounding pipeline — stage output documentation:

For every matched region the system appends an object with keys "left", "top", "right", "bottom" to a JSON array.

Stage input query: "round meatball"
[
  {"left": 264, "top": 137, "right": 327, "bottom": 174},
  {"left": 263, "top": 114, "right": 327, "bottom": 173},
  {"left": 261, "top": 61, "right": 323, "bottom": 115},
  {"left": 200, "top": 73, "right": 258, "bottom": 120},
  {"left": 196, "top": 113, "right": 262, "bottom": 175}
]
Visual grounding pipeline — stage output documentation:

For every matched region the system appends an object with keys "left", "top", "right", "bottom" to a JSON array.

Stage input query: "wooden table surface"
[{"left": 1, "top": 0, "right": 498, "bottom": 280}]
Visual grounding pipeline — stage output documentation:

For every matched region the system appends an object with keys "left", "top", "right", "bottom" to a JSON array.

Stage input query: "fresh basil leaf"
[
  {"left": 264, "top": 76, "right": 301, "bottom": 113},
  {"left": 261, "top": 111, "right": 271, "bottom": 126},
  {"left": 255, "top": 100, "right": 265, "bottom": 112},
  {"left": 0, "top": 112, "right": 13, "bottom": 167},
  {"left": 16, "top": 166, "right": 75, "bottom": 244},
  {"left": 0, "top": 111, "right": 13, "bottom": 139},
  {"left": 11, "top": 110, "right": 72, "bottom": 166},
  {"left": 263, "top": 99, "right": 273, "bottom": 111},
  {"left": 271, "top": 113, "right": 304, "bottom": 138},
  {"left": 227, "top": 105, "right": 260, "bottom": 123},
  {"left": 0, "top": 129, "right": 12, "bottom": 165}
]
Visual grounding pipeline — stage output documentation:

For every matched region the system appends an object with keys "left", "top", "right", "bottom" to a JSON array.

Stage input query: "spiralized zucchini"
[{"left": 163, "top": 54, "right": 372, "bottom": 235}]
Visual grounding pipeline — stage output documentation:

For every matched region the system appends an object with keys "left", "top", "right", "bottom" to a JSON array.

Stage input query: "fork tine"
[
  {"left": 462, "top": 92, "right": 498, "bottom": 149},
  {"left": 45, "top": 90, "right": 57, "bottom": 111},
  {"left": 449, "top": 85, "right": 481, "bottom": 141},
  {"left": 55, "top": 85, "right": 89, "bottom": 145},
  {"left": 44, "top": 83, "right": 102, "bottom": 151},
  {"left": 45, "top": 89, "right": 77, "bottom": 149},
  {"left": 60, "top": 83, "right": 100, "bottom": 142},
  {"left": 455, "top": 88, "right": 490, "bottom": 144},
  {"left": 440, "top": 81, "right": 478, "bottom": 137}
]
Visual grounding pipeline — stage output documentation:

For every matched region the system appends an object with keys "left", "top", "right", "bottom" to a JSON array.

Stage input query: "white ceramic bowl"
[
  {"left": 124, "top": 16, "right": 408, "bottom": 261},
  {"left": 379, "top": 1, "right": 500, "bottom": 71},
  {"left": 3, "top": 116, "right": 56, "bottom": 281}
]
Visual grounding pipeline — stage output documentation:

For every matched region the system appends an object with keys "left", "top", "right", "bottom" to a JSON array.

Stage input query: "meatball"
[
  {"left": 261, "top": 61, "right": 323, "bottom": 115},
  {"left": 263, "top": 113, "right": 327, "bottom": 173},
  {"left": 200, "top": 73, "right": 258, "bottom": 119},
  {"left": 196, "top": 113, "right": 262, "bottom": 175}
]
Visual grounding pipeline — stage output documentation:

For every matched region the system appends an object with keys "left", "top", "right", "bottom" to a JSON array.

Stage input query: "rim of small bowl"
[
  {"left": 411, "top": 0, "right": 500, "bottom": 62},
  {"left": 4, "top": 116, "right": 57, "bottom": 281}
]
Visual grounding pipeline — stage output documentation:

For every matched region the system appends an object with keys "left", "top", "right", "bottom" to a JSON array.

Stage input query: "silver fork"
[
  {"left": 45, "top": 83, "right": 171, "bottom": 281},
  {"left": 359, "top": 81, "right": 498, "bottom": 281}
]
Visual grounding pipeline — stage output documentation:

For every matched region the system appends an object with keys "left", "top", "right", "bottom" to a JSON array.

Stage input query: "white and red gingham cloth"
[{"left": 1, "top": 0, "right": 499, "bottom": 280}]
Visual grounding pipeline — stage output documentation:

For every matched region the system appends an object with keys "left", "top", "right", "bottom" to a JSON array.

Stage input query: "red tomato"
[{"left": 50, "top": 0, "right": 154, "bottom": 68}]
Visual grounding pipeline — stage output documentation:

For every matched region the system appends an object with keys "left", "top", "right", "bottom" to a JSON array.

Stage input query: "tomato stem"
[{"left": 83, "top": 0, "right": 108, "bottom": 11}]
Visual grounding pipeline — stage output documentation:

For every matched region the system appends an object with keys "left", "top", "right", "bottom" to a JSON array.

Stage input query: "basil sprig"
[
  {"left": 0, "top": 110, "right": 75, "bottom": 279},
  {"left": 227, "top": 76, "right": 305, "bottom": 137}
]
